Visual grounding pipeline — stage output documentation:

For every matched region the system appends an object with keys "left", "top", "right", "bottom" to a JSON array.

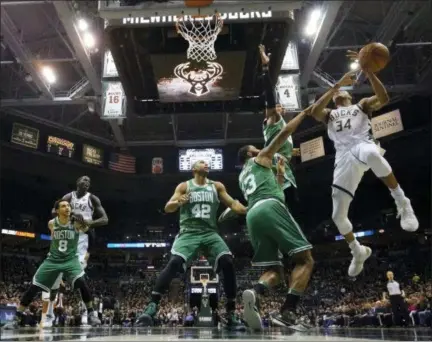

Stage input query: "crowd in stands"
[{"left": 1, "top": 246, "right": 431, "bottom": 328}]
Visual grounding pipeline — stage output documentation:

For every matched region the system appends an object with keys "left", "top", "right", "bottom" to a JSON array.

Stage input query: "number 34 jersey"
[
  {"left": 48, "top": 217, "right": 79, "bottom": 261},
  {"left": 327, "top": 104, "right": 374, "bottom": 161},
  {"left": 239, "top": 158, "right": 285, "bottom": 210},
  {"left": 179, "top": 179, "right": 220, "bottom": 233}
]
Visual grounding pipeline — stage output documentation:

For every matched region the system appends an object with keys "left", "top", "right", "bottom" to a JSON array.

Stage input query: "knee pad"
[
  {"left": 362, "top": 144, "right": 392, "bottom": 178},
  {"left": 331, "top": 190, "right": 353, "bottom": 235}
]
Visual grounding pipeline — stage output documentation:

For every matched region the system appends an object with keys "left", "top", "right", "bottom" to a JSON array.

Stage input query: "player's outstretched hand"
[
  {"left": 178, "top": 194, "right": 189, "bottom": 206},
  {"left": 346, "top": 50, "right": 359, "bottom": 61},
  {"left": 258, "top": 44, "right": 270, "bottom": 65},
  {"left": 336, "top": 70, "right": 357, "bottom": 87},
  {"left": 276, "top": 157, "right": 285, "bottom": 174}
]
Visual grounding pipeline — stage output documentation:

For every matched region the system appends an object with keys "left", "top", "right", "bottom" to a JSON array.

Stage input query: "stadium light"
[
  {"left": 350, "top": 60, "right": 359, "bottom": 70},
  {"left": 83, "top": 32, "right": 96, "bottom": 48},
  {"left": 304, "top": 8, "right": 322, "bottom": 37},
  {"left": 41, "top": 66, "right": 56, "bottom": 84},
  {"left": 77, "top": 18, "right": 89, "bottom": 31}
]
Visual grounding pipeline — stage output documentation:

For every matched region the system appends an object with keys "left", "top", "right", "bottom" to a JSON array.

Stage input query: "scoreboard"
[
  {"left": 47, "top": 136, "right": 75, "bottom": 158},
  {"left": 11, "top": 123, "right": 39, "bottom": 149},
  {"left": 83, "top": 144, "right": 103, "bottom": 166},
  {"left": 178, "top": 149, "right": 223, "bottom": 172}
]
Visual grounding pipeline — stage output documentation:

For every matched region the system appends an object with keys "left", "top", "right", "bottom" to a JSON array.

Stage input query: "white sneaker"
[
  {"left": 396, "top": 198, "right": 419, "bottom": 232},
  {"left": 348, "top": 246, "right": 372, "bottom": 277},
  {"left": 242, "top": 290, "right": 263, "bottom": 331},
  {"left": 40, "top": 314, "right": 54, "bottom": 328}
]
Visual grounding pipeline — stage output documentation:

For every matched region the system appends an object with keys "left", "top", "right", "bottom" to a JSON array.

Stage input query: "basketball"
[{"left": 358, "top": 43, "right": 390, "bottom": 73}]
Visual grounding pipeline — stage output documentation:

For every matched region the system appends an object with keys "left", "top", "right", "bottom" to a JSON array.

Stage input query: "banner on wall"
[
  {"left": 300, "top": 136, "right": 325, "bottom": 162},
  {"left": 103, "top": 50, "right": 119, "bottom": 78},
  {"left": 152, "top": 157, "right": 163, "bottom": 174},
  {"left": 281, "top": 41, "right": 299, "bottom": 71},
  {"left": 276, "top": 74, "right": 301, "bottom": 111},
  {"left": 371, "top": 109, "right": 404, "bottom": 139},
  {"left": 102, "top": 81, "right": 127, "bottom": 118}
]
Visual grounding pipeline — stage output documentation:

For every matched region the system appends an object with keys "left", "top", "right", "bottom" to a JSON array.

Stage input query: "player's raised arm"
[
  {"left": 88, "top": 195, "right": 109, "bottom": 228},
  {"left": 215, "top": 182, "right": 247, "bottom": 215},
  {"left": 310, "top": 70, "right": 357, "bottom": 122},
  {"left": 256, "top": 106, "right": 312, "bottom": 167},
  {"left": 359, "top": 72, "right": 390, "bottom": 113},
  {"left": 164, "top": 182, "right": 189, "bottom": 213},
  {"left": 259, "top": 44, "right": 281, "bottom": 122}
]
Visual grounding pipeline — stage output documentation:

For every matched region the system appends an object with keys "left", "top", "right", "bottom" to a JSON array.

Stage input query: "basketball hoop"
[
  {"left": 176, "top": 14, "right": 223, "bottom": 62},
  {"left": 199, "top": 273, "right": 210, "bottom": 290}
]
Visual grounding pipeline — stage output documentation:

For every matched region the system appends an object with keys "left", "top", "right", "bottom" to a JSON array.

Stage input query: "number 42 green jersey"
[
  {"left": 239, "top": 158, "right": 285, "bottom": 209},
  {"left": 179, "top": 179, "right": 220, "bottom": 232}
]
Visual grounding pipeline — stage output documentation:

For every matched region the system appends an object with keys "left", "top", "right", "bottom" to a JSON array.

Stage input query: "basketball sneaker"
[
  {"left": 396, "top": 198, "right": 419, "bottom": 232},
  {"left": 88, "top": 312, "right": 101, "bottom": 327},
  {"left": 271, "top": 310, "right": 312, "bottom": 332},
  {"left": 242, "top": 289, "right": 263, "bottom": 331},
  {"left": 40, "top": 314, "right": 54, "bottom": 328},
  {"left": 348, "top": 245, "right": 372, "bottom": 277},
  {"left": 135, "top": 302, "right": 157, "bottom": 327}
]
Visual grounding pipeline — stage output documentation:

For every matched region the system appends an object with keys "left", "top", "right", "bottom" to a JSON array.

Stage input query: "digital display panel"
[
  {"left": 83, "top": 144, "right": 104, "bottom": 166},
  {"left": 190, "top": 287, "right": 217, "bottom": 294},
  {"left": 11, "top": 123, "right": 39, "bottom": 149},
  {"left": 47, "top": 136, "right": 75, "bottom": 158},
  {"left": 151, "top": 51, "right": 246, "bottom": 103},
  {"left": 179, "top": 149, "right": 223, "bottom": 172}
]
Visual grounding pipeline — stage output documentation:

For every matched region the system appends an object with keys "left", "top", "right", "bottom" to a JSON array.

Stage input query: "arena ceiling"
[{"left": 0, "top": 0, "right": 431, "bottom": 149}]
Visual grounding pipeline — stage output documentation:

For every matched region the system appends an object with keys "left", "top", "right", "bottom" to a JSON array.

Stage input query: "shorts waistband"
[{"left": 249, "top": 198, "right": 284, "bottom": 211}]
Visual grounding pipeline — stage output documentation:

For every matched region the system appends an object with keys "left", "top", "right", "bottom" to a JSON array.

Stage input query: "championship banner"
[
  {"left": 152, "top": 157, "right": 163, "bottom": 174},
  {"left": 281, "top": 41, "right": 299, "bottom": 71},
  {"left": 276, "top": 74, "right": 301, "bottom": 111},
  {"left": 300, "top": 136, "right": 325, "bottom": 162},
  {"left": 103, "top": 50, "right": 119, "bottom": 78},
  {"left": 371, "top": 109, "right": 404, "bottom": 139},
  {"left": 101, "top": 81, "right": 127, "bottom": 119}
]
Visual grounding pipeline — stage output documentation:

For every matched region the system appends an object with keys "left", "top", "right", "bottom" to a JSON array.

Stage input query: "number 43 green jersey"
[
  {"left": 239, "top": 158, "right": 285, "bottom": 209},
  {"left": 179, "top": 179, "right": 220, "bottom": 232}
]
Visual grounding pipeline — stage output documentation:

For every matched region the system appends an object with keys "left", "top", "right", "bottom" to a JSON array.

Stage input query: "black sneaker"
[
  {"left": 242, "top": 289, "right": 263, "bottom": 331},
  {"left": 135, "top": 302, "right": 157, "bottom": 327},
  {"left": 271, "top": 310, "right": 310, "bottom": 332}
]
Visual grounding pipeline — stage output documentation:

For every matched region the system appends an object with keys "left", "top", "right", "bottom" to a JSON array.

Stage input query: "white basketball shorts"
[{"left": 332, "top": 141, "right": 383, "bottom": 198}]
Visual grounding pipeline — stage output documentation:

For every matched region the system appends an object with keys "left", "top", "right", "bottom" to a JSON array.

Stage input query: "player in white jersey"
[
  {"left": 310, "top": 62, "right": 418, "bottom": 277},
  {"left": 41, "top": 176, "right": 108, "bottom": 328}
]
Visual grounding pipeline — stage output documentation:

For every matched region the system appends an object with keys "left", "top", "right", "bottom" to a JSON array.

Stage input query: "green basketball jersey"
[
  {"left": 179, "top": 179, "right": 220, "bottom": 232},
  {"left": 48, "top": 217, "right": 79, "bottom": 261},
  {"left": 263, "top": 118, "right": 297, "bottom": 189},
  {"left": 239, "top": 158, "right": 285, "bottom": 209}
]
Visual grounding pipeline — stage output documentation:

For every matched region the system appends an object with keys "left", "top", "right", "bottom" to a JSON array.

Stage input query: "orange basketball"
[{"left": 358, "top": 43, "right": 390, "bottom": 73}]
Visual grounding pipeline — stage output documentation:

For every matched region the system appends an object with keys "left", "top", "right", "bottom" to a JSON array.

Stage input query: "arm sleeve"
[{"left": 262, "top": 67, "right": 277, "bottom": 109}]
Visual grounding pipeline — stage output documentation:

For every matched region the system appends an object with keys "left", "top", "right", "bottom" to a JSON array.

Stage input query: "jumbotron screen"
[
  {"left": 178, "top": 149, "right": 223, "bottom": 172},
  {"left": 47, "top": 136, "right": 75, "bottom": 158},
  {"left": 151, "top": 51, "right": 246, "bottom": 103}
]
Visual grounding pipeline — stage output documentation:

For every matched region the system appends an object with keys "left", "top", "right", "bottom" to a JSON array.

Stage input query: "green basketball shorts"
[
  {"left": 171, "top": 230, "right": 231, "bottom": 270},
  {"left": 33, "top": 257, "right": 85, "bottom": 292},
  {"left": 246, "top": 198, "right": 312, "bottom": 267}
]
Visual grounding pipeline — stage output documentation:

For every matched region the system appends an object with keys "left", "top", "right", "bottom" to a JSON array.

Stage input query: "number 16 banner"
[{"left": 102, "top": 81, "right": 127, "bottom": 119}]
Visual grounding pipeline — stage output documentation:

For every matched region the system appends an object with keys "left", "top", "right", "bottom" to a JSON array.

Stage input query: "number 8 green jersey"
[
  {"left": 179, "top": 179, "right": 220, "bottom": 232},
  {"left": 239, "top": 158, "right": 285, "bottom": 209},
  {"left": 48, "top": 217, "right": 79, "bottom": 261}
]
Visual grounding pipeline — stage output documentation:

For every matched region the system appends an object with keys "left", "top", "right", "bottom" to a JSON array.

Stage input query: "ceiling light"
[
  {"left": 83, "top": 32, "right": 96, "bottom": 48},
  {"left": 77, "top": 18, "right": 89, "bottom": 31},
  {"left": 41, "top": 66, "right": 56, "bottom": 84},
  {"left": 305, "top": 9, "right": 322, "bottom": 37},
  {"left": 350, "top": 60, "right": 359, "bottom": 70}
]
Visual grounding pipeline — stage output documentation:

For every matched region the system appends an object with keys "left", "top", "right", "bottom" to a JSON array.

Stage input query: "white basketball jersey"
[
  {"left": 70, "top": 191, "right": 93, "bottom": 221},
  {"left": 327, "top": 104, "right": 373, "bottom": 158}
]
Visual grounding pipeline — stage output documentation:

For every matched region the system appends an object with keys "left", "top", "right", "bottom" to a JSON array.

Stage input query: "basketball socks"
[
  {"left": 348, "top": 239, "right": 362, "bottom": 255},
  {"left": 390, "top": 184, "right": 405, "bottom": 204},
  {"left": 47, "top": 301, "right": 55, "bottom": 317},
  {"left": 281, "top": 289, "right": 302, "bottom": 313}
]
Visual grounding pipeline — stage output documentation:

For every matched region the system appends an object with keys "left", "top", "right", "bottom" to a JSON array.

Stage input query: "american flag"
[{"left": 109, "top": 153, "right": 136, "bottom": 173}]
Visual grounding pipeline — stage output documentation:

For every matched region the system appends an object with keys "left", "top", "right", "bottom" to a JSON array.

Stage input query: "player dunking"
[
  {"left": 41, "top": 176, "right": 108, "bottom": 327},
  {"left": 3, "top": 200, "right": 101, "bottom": 329},
  {"left": 237, "top": 106, "right": 314, "bottom": 331},
  {"left": 309, "top": 51, "right": 418, "bottom": 277},
  {"left": 135, "top": 161, "right": 247, "bottom": 329}
]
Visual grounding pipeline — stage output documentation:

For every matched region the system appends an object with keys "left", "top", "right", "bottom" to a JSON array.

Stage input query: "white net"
[{"left": 176, "top": 14, "right": 223, "bottom": 62}]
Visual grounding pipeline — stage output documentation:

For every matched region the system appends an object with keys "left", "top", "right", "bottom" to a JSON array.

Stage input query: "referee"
[{"left": 383, "top": 271, "right": 409, "bottom": 326}]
